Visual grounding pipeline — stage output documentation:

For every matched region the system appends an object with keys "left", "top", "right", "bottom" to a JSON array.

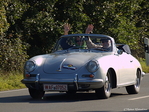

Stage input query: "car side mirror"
[{"left": 117, "top": 49, "right": 123, "bottom": 54}]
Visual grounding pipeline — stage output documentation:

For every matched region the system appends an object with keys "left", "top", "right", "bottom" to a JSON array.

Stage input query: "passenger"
[{"left": 85, "top": 24, "right": 111, "bottom": 51}]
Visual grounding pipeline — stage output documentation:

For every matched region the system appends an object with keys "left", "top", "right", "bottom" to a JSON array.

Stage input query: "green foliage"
[
  {"left": 0, "top": 1, "right": 9, "bottom": 37},
  {"left": 0, "top": 37, "right": 29, "bottom": 71},
  {"left": 0, "top": 0, "right": 149, "bottom": 72},
  {"left": 139, "top": 58, "right": 149, "bottom": 73},
  {"left": 53, "top": 0, "right": 90, "bottom": 33},
  {"left": 20, "top": 0, "right": 61, "bottom": 56},
  {"left": 82, "top": 0, "right": 148, "bottom": 57},
  {"left": 0, "top": 0, "right": 29, "bottom": 71}
]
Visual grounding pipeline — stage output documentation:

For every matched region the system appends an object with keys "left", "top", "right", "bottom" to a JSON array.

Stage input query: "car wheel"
[
  {"left": 95, "top": 71, "right": 111, "bottom": 99},
  {"left": 28, "top": 88, "right": 45, "bottom": 99},
  {"left": 126, "top": 70, "right": 141, "bottom": 94}
]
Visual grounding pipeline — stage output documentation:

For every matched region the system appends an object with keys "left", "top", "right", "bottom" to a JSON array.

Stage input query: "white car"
[{"left": 21, "top": 34, "right": 144, "bottom": 99}]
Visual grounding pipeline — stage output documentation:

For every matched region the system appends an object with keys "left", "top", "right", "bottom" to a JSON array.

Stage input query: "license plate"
[{"left": 44, "top": 84, "right": 68, "bottom": 91}]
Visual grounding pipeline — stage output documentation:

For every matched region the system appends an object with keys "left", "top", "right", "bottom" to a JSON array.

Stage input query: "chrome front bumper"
[{"left": 21, "top": 74, "right": 104, "bottom": 91}]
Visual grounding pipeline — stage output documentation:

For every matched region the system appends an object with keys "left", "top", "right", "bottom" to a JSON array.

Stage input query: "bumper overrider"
[{"left": 21, "top": 74, "right": 104, "bottom": 91}]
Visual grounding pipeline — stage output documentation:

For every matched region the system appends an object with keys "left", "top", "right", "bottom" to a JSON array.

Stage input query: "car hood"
[{"left": 43, "top": 52, "right": 100, "bottom": 74}]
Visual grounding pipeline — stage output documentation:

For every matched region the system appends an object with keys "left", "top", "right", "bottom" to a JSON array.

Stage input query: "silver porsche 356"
[{"left": 21, "top": 34, "right": 144, "bottom": 99}]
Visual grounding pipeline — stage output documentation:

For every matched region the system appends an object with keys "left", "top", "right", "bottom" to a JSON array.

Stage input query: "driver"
[
  {"left": 62, "top": 23, "right": 86, "bottom": 49},
  {"left": 73, "top": 36, "right": 86, "bottom": 48}
]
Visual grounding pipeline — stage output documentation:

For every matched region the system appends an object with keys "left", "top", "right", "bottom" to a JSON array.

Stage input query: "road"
[{"left": 0, "top": 74, "right": 149, "bottom": 112}]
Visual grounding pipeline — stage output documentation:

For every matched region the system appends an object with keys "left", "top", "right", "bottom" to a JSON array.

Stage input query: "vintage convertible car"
[{"left": 21, "top": 34, "right": 144, "bottom": 99}]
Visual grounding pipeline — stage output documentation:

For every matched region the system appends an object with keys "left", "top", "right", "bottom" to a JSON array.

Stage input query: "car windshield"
[{"left": 53, "top": 36, "right": 113, "bottom": 52}]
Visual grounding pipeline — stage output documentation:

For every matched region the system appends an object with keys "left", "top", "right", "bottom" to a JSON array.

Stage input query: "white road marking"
[
  {"left": 0, "top": 88, "right": 27, "bottom": 94},
  {"left": 128, "top": 95, "right": 149, "bottom": 100}
]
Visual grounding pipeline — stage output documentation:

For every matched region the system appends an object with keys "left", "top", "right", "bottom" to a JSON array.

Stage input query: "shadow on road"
[{"left": 0, "top": 92, "right": 128, "bottom": 103}]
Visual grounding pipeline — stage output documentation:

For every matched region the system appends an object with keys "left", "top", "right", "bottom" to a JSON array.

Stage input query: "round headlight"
[
  {"left": 25, "top": 61, "right": 36, "bottom": 72},
  {"left": 86, "top": 61, "right": 99, "bottom": 73}
]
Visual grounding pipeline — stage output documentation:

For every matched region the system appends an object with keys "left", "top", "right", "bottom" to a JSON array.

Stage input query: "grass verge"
[
  {"left": 139, "top": 58, "right": 149, "bottom": 73},
  {"left": 0, "top": 71, "right": 26, "bottom": 91}
]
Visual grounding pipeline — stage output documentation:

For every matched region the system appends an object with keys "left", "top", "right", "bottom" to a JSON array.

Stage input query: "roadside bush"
[
  {"left": 0, "top": 0, "right": 149, "bottom": 72},
  {"left": 0, "top": 0, "right": 29, "bottom": 72},
  {"left": 0, "top": 37, "right": 29, "bottom": 72}
]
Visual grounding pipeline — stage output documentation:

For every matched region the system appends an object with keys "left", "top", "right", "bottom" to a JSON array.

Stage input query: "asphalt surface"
[{"left": 0, "top": 74, "right": 149, "bottom": 112}]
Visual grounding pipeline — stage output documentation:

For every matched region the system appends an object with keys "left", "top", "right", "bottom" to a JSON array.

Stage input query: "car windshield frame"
[{"left": 52, "top": 34, "right": 115, "bottom": 53}]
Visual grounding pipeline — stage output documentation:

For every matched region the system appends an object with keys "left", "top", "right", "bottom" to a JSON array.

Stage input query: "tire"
[
  {"left": 95, "top": 71, "right": 111, "bottom": 99},
  {"left": 28, "top": 88, "right": 45, "bottom": 99},
  {"left": 126, "top": 70, "right": 141, "bottom": 94}
]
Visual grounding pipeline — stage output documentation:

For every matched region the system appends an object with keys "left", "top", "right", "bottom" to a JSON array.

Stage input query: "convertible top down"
[{"left": 21, "top": 34, "right": 144, "bottom": 99}]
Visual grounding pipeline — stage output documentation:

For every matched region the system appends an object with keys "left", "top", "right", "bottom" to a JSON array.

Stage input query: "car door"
[{"left": 118, "top": 52, "right": 136, "bottom": 85}]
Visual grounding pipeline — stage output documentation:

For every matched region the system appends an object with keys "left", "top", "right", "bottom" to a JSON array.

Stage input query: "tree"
[
  {"left": 22, "top": 0, "right": 61, "bottom": 56},
  {"left": 1, "top": 0, "right": 149, "bottom": 72},
  {"left": 83, "top": 0, "right": 145, "bottom": 57},
  {"left": 0, "top": 0, "right": 29, "bottom": 71},
  {"left": 0, "top": 0, "right": 9, "bottom": 37}
]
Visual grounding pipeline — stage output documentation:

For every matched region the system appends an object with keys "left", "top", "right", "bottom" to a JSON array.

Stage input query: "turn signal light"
[
  {"left": 89, "top": 74, "right": 94, "bottom": 78},
  {"left": 82, "top": 74, "right": 94, "bottom": 78},
  {"left": 25, "top": 74, "right": 30, "bottom": 77}
]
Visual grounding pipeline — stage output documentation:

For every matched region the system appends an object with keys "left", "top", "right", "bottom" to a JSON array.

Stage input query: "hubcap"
[
  {"left": 135, "top": 77, "right": 140, "bottom": 88},
  {"left": 135, "top": 71, "right": 141, "bottom": 88},
  {"left": 105, "top": 76, "right": 110, "bottom": 92}
]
